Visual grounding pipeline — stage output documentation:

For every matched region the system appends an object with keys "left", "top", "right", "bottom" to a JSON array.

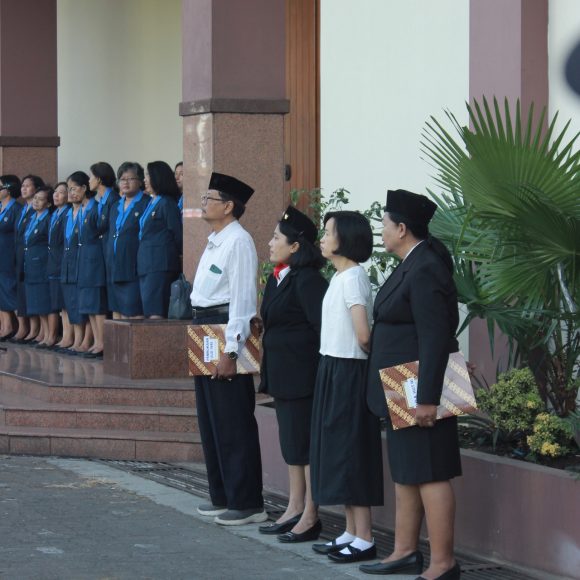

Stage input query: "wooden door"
[{"left": 284, "top": 0, "right": 320, "bottom": 211}]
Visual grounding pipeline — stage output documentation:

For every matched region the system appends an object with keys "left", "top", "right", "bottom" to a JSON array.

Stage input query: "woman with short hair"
[
  {"left": 107, "top": 162, "right": 150, "bottom": 318},
  {"left": 310, "top": 211, "right": 384, "bottom": 564},
  {"left": 0, "top": 175, "right": 22, "bottom": 340}
]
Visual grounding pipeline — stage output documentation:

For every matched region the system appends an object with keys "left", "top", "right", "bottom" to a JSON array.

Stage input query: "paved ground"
[{"left": 0, "top": 456, "right": 418, "bottom": 580}]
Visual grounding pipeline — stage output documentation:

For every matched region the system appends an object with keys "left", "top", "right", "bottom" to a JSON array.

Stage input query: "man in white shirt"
[{"left": 190, "top": 172, "right": 266, "bottom": 526}]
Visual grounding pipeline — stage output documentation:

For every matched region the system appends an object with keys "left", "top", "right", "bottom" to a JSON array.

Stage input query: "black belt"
[{"left": 191, "top": 304, "right": 229, "bottom": 319}]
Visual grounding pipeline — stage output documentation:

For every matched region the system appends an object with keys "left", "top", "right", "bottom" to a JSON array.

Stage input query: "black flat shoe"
[
  {"left": 312, "top": 539, "right": 353, "bottom": 555},
  {"left": 328, "top": 543, "right": 377, "bottom": 563},
  {"left": 416, "top": 562, "right": 460, "bottom": 580},
  {"left": 277, "top": 519, "right": 321, "bottom": 543},
  {"left": 259, "top": 513, "right": 302, "bottom": 535},
  {"left": 360, "top": 550, "right": 424, "bottom": 575}
]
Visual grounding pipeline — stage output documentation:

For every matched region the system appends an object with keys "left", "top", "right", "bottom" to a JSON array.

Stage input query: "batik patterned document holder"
[
  {"left": 187, "top": 324, "right": 261, "bottom": 376},
  {"left": 379, "top": 352, "right": 477, "bottom": 430}
]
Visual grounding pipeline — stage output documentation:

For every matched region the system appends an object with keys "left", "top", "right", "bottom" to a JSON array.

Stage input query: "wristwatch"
[{"left": 226, "top": 351, "right": 238, "bottom": 360}]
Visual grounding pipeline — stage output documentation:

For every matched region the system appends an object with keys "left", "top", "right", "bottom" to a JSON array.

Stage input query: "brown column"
[
  {"left": 469, "top": 0, "right": 548, "bottom": 381},
  {"left": 0, "top": 0, "right": 59, "bottom": 182},
  {"left": 180, "top": 0, "right": 289, "bottom": 280}
]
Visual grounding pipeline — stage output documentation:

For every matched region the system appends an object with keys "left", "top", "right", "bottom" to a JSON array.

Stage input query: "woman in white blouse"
[{"left": 310, "top": 211, "right": 384, "bottom": 564}]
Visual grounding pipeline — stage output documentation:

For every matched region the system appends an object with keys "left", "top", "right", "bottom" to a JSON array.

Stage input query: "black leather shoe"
[
  {"left": 360, "top": 550, "right": 424, "bottom": 575},
  {"left": 328, "top": 543, "right": 377, "bottom": 563},
  {"left": 312, "top": 539, "right": 353, "bottom": 555},
  {"left": 259, "top": 513, "right": 302, "bottom": 535},
  {"left": 416, "top": 562, "right": 460, "bottom": 580},
  {"left": 277, "top": 519, "right": 321, "bottom": 543}
]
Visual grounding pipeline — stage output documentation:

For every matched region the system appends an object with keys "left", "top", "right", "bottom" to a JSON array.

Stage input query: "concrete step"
[
  {"left": 0, "top": 425, "right": 203, "bottom": 462},
  {"left": 0, "top": 374, "right": 196, "bottom": 408},
  {"left": 0, "top": 392, "right": 197, "bottom": 433}
]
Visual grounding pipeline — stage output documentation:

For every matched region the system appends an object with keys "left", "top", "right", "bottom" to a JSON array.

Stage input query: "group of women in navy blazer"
[{"left": 0, "top": 161, "right": 183, "bottom": 353}]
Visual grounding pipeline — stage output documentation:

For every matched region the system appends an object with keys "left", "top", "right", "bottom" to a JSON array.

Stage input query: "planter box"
[
  {"left": 256, "top": 405, "right": 580, "bottom": 579},
  {"left": 104, "top": 320, "right": 190, "bottom": 379}
]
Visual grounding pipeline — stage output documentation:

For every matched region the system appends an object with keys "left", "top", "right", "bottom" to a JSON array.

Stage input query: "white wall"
[
  {"left": 549, "top": 0, "right": 580, "bottom": 134},
  {"left": 320, "top": 0, "right": 469, "bottom": 212},
  {"left": 57, "top": 0, "right": 182, "bottom": 180}
]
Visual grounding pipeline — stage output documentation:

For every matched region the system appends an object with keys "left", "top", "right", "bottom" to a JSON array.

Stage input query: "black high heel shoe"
[
  {"left": 416, "top": 562, "right": 461, "bottom": 580},
  {"left": 360, "top": 550, "right": 424, "bottom": 575},
  {"left": 277, "top": 519, "right": 322, "bottom": 543}
]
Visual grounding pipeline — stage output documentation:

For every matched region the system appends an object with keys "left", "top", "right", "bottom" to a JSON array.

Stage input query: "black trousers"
[{"left": 193, "top": 313, "right": 264, "bottom": 510}]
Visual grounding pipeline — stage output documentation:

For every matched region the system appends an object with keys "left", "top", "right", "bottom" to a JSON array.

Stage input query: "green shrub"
[
  {"left": 527, "top": 413, "right": 575, "bottom": 458},
  {"left": 476, "top": 368, "right": 543, "bottom": 434}
]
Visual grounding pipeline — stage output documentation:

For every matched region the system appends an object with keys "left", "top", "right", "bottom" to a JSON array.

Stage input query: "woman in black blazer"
[
  {"left": 257, "top": 206, "right": 328, "bottom": 542},
  {"left": 138, "top": 161, "right": 182, "bottom": 318},
  {"left": 361, "top": 190, "right": 461, "bottom": 580},
  {"left": 107, "top": 162, "right": 150, "bottom": 318}
]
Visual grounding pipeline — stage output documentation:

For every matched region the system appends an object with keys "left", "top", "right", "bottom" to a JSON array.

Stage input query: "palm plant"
[{"left": 421, "top": 97, "right": 580, "bottom": 415}]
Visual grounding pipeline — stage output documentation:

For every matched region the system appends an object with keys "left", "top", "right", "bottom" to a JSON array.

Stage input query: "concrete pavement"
[{"left": 0, "top": 456, "right": 417, "bottom": 580}]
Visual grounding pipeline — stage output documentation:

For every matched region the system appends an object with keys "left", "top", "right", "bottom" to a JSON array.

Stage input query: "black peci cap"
[
  {"left": 280, "top": 205, "right": 318, "bottom": 244},
  {"left": 209, "top": 172, "right": 254, "bottom": 204},
  {"left": 385, "top": 189, "right": 437, "bottom": 226}
]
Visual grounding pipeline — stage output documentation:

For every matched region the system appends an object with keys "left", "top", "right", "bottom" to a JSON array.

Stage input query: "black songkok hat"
[
  {"left": 385, "top": 189, "right": 437, "bottom": 226},
  {"left": 209, "top": 172, "right": 254, "bottom": 204},
  {"left": 280, "top": 205, "right": 318, "bottom": 244}
]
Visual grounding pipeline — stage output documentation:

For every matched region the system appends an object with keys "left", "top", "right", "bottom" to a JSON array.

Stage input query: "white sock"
[
  {"left": 328, "top": 531, "right": 355, "bottom": 546},
  {"left": 339, "top": 536, "right": 374, "bottom": 554}
]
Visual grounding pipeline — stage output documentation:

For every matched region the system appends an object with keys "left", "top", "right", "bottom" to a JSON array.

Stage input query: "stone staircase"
[{"left": 0, "top": 344, "right": 202, "bottom": 461}]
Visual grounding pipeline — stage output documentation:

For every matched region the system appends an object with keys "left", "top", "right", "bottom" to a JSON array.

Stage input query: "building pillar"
[
  {"left": 180, "top": 0, "right": 289, "bottom": 279},
  {"left": 0, "top": 0, "right": 59, "bottom": 182},
  {"left": 469, "top": 0, "right": 548, "bottom": 381}
]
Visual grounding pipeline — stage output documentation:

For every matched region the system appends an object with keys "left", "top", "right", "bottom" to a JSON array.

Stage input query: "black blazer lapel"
[{"left": 262, "top": 270, "right": 295, "bottom": 318}]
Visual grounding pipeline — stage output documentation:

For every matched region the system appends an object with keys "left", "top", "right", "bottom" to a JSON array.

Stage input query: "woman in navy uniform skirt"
[
  {"left": 361, "top": 190, "right": 461, "bottom": 580},
  {"left": 0, "top": 175, "right": 22, "bottom": 340},
  {"left": 309, "top": 211, "right": 383, "bottom": 565},
  {"left": 23, "top": 186, "right": 53, "bottom": 345},
  {"left": 138, "top": 161, "right": 182, "bottom": 318},
  {"left": 13, "top": 174, "right": 45, "bottom": 343},
  {"left": 107, "top": 162, "right": 150, "bottom": 318},
  {"left": 60, "top": 179, "right": 87, "bottom": 352},
  {"left": 48, "top": 183, "right": 72, "bottom": 348},
  {"left": 68, "top": 170, "right": 107, "bottom": 358},
  {"left": 257, "top": 206, "right": 328, "bottom": 542},
  {"left": 88, "top": 162, "right": 119, "bottom": 314}
]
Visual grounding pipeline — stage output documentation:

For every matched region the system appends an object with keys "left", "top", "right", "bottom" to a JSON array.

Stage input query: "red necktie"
[{"left": 273, "top": 263, "right": 288, "bottom": 281}]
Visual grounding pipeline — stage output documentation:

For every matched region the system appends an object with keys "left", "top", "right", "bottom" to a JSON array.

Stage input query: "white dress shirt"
[{"left": 190, "top": 220, "right": 258, "bottom": 353}]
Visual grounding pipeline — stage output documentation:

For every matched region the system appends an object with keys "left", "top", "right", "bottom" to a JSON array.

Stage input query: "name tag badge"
[
  {"left": 134, "top": 212, "right": 139, "bottom": 217},
  {"left": 209, "top": 264, "right": 222, "bottom": 275},
  {"left": 203, "top": 336, "right": 219, "bottom": 362},
  {"left": 403, "top": 377, "right": 418, "bottom": 409}
]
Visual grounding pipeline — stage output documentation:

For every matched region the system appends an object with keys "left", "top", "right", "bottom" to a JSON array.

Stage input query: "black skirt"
[
  {"left": 384, "top": 414, "right": 462, "bottom": 485},
  {"left": 310, "top": 356, "right": 384, "bottom": 506},
  {"left": 49, "top": 278, "right": 64, "bottom": 311},
  {"left": 274, "top": 396, "right": 313, "bottom": 466}
]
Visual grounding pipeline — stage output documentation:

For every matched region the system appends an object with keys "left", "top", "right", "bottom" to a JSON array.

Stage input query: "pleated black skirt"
[
  {"left": 384, "top": 414, "right": 462, "bottom": 485},
  {"left": 274, "top": 396, "right": 313, "bottom": 466},
  {"left": 310, "top": 355, "right": 384, "bottom": 506}
]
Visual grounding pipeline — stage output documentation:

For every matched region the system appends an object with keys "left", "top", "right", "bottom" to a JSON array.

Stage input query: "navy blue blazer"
[
  {"left": 78, "top": 201, "right": 106, "bottom": 288},
  {"left": 23, "top": 212, "right": 50, "bottom": 284},
  {"left": 47, "top": 207, "right": 68, "bottom": 279},
  {"left": 137, "top": 196, "right": 182, "bottom": 275},
  {"left": 97, "top": 188, "right": 120, "bottom": 249},
  {"left": 15, "top": 204, "right": 34, "bottom": 278},
  {"left": 61, "top": 208, "right": 82, "bottom": 284},
  {"left": 0, "top": 201, "right": 22, "bottom": 273},
  {"left": 107, "top": 193, "right": 151, "bottom": 283}
]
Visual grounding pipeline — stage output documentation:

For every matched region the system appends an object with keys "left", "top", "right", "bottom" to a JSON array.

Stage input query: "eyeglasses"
[
  {"left": 200, "top": 194, "right": 227, "bottom": 205},
  {"left": 117, "top": 177, "right": 141, "bottom": 185}
]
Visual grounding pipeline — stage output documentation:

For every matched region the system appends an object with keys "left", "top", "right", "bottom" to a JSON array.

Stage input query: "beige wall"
[{"left": 57, "top": 0, "right": 182, "bottom": 180}]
